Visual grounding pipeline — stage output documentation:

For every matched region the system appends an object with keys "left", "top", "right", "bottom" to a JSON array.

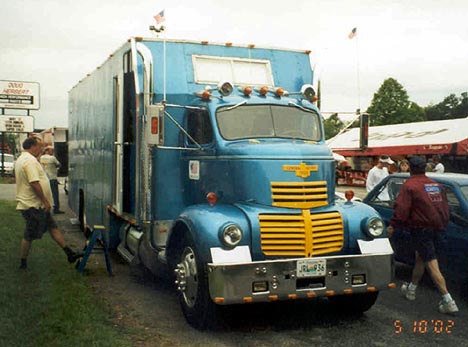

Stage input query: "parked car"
[
  {"left": 0, "top": 153, "right": 15, "bottom": 176},
  {"left": 363, "top": 172, "right": 468, "bottom": 281}
]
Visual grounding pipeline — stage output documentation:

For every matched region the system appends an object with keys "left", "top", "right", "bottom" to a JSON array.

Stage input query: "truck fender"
[
  {"left": 166, "top": 204, "right": 252, "bottom": 268},
  {"left": 336, "top": 201, "right": 387, "bottom": 247}
]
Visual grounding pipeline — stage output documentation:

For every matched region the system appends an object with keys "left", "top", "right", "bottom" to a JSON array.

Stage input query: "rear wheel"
[
  {"left": 328, "top": 291, "right": 379, "bottom": 313},
  {"left": 174, "top": 235, "right": 220, "bottom": 330}
]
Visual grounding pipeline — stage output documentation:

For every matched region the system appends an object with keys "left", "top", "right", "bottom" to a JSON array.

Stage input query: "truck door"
[{"left": 118, "top": 51, "right": 137, "bottom": 215}]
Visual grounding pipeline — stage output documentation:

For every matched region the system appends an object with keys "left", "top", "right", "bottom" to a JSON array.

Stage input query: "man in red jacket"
[{"left": 386, "top": 155, "right": 458, "bottom": 314}]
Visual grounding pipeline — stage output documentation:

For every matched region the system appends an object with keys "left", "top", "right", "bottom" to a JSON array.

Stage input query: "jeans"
[{"left": 49, "top": 179, "right": 60, "bottom": 212}]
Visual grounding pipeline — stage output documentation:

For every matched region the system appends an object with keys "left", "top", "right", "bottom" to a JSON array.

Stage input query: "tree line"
[{"left": 324, "top": 77, "right": 468, "bottom": 139}]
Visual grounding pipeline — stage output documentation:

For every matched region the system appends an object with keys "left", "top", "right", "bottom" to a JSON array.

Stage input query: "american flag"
[
  {"left": 348, "top": 27, "right": 357, "bottom": 39},
  {"left": 154, "top": 10, "right": 165, "bottom": 24}
]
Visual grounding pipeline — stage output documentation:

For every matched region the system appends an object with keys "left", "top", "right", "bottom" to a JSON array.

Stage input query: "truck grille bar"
[
  {"left": 259, "top": 211, "right": 344, "bottom": 257},
  {"left": 271, "top": 181, "right": 328, "bottom": 209}
]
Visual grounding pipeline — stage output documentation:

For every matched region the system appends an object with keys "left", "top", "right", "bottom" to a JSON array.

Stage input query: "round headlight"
[
  {"left": 367, "top": 217, "right": 384, "bottom": 237},
  {"left": 221, "top": 224, "right": 243, "bottom": 247}
]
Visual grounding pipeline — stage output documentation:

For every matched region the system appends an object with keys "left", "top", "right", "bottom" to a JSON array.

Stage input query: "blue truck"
[{"left": 68, "top": 37, "right": 394, "bottom": 329}]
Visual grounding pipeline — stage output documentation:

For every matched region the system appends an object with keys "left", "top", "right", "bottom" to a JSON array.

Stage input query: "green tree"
[
  {"left": 366, "top": 78, "right": 425, "bottom": 126},
  {"left": 323, "top": 113, "right": 344, "bottom": 139},
  {"left": 425, "top": 92, "right": 468, "bottom": 120},
  {"left": 457, "top": 92, "right": 468, "bottom": 117}
]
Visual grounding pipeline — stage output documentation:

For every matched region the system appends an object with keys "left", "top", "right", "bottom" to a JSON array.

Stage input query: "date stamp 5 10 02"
[{"left": 393, "top": 319, "right": 455, "bottom": 334}]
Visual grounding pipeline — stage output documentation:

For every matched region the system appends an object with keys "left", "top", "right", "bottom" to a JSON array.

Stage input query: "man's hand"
[
  {"left": 43, "top": 201, "right": 52, "bottom": 213},
  {"left": 386, "top": 225, "right": 394, "bottom": 238},
  {"left": 30, "top": 181, "right": 51, "bottom": 213}
]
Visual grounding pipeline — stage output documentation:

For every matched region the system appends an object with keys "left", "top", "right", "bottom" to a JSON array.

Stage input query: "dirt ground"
[{"left": 59, "top": 216, "right": 181, "bottom": 347}]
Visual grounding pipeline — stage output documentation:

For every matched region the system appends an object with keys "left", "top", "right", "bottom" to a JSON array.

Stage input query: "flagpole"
[
  {"left": 163, "top": 30, "right": 166, "bottom": 102},
  {"left": 355, "top": 33, "right": 361, "bottom": 113}
]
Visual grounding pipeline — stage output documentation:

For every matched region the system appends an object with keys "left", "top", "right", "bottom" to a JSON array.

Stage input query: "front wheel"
[
  {"left": 328, "top": 291, "right": 379, "bottom": 313},
  {"left": 174, "top": 235, "right": 220, "bottom": 330}
]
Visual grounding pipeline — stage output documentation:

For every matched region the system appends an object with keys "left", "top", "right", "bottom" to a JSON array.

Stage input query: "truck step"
[{"left": 117, "top": 243, "right": 136, "bottom": 264}]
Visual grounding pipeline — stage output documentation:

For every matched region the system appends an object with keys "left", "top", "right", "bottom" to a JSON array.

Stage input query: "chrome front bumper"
[{"left": 207, "top": 253, "right": 394, "bottom": 305}]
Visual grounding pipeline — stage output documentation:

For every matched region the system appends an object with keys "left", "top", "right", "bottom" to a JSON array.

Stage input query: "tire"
[
  {"left": 174, "top": 234, "right": 220, "bottom": 330},
  {"left": 328, "top": 291, "right": 379, "bottom": 313}
]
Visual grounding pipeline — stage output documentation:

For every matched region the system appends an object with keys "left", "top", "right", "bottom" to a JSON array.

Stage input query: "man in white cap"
[{"left": 366, "top": 155, "right": 394, "bottom": 199}]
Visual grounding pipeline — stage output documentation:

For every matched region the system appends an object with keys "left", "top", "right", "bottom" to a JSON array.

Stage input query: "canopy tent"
[{"left": 328, "top": 117, "right": 468, "bottom": 157}]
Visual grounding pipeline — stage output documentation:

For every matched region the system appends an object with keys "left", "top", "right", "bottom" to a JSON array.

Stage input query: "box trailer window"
[
  {"left": 193, "top": 55, "right": 274, "bottom": 87},
  {"left": 216, "top": 105, "right": 321, "bottom": 141}
]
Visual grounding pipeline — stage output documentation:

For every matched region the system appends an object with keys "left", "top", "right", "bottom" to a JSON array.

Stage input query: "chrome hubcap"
[{"left": 174, "top": 246, "right": 198, "bottom": 308}]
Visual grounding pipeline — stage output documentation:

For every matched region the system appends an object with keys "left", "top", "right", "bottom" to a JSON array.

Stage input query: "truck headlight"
[
  {"left": 220, "top": 224, "right": 243, "bottom": 247},
  {"left": 366, "top": 217, "right": 384, "bottom": 238}
]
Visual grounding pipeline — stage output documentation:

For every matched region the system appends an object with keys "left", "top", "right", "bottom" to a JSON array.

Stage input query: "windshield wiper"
[{"left": 218, "top": 100, "right": 247, "bottom": 113}]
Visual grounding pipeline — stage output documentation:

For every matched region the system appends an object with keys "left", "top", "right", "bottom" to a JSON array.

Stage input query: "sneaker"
[
  {"left": 438, "top": 300, "right": 459, "bottom": 314},
  {"left": 401, "top": 282, "right": 416, "bottom": 301},
  {"left": 64, "top": 246, "right": 84, "bottom": 263}
]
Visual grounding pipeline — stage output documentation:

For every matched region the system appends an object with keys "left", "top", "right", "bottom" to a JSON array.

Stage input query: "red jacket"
[{"left": 389, "top": 174, "right": 449, "bottom": 230}]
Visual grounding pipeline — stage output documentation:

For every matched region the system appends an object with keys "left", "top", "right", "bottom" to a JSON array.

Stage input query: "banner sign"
[
  {"left": 0, "top": 80, "right": 40, "bottom": 110},
  {"left": 0, "top": 115, "right": 34, "bottom": 133}
]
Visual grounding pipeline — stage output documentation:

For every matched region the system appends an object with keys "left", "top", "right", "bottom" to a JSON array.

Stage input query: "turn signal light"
[
  {"left": 344, "top": 190, "right": 354, "bottom": 201},
  {"left": 206, "top": 192, "right": 217, "bottom": 205}
]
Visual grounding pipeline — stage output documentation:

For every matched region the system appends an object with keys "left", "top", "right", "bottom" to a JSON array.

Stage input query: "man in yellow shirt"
[{"left": 15, "top": 137, "right": 82, "bottom": 270}]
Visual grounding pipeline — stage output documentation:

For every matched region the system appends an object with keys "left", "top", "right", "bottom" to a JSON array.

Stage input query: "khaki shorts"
[{"left": 20, "top": 208, "right": 58, "bottom": 241}]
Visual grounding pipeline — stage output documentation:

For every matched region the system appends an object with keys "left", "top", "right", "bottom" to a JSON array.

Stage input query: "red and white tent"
[{"left": 328, "top": 117, "right": 468, "bottom": 157}]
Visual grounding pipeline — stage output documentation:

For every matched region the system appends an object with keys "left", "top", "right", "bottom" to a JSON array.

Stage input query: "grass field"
[{"left": 0, "top": 200, "right": 133, "bottom": 347}]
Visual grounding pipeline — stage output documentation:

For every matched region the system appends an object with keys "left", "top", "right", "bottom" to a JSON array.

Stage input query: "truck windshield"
[{"left": 216, "top": 104, "right": 321, "bottom": 141}]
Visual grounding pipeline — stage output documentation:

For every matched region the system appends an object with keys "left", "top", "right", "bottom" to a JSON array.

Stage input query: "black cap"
[{"left": 409, "top": 156, "right": 426, "bottom": 170}]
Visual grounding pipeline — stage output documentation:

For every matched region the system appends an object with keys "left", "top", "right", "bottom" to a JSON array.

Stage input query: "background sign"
[
  {"left": 0, "top": 80, "right": 40, "bottom": 110},
  {"left": 0, "top": 115, "right": 34, "bottom": 133}
]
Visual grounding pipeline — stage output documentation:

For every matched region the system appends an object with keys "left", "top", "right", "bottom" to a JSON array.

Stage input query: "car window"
[
  {"left": 368, "top": 177, "right": 406, "bottom": 207},
  {"left": 444, "top": 185, "right": 468, "bottom": 226},
  {"left": 461, "top": 185, "right": 468, "bottom": 202}
]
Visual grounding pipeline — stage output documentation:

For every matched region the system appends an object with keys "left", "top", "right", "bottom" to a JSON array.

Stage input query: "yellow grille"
[
  {"left": 271, "top": 181, "right": 328, "bottom": 209},
  {"left": 259, "top": 211, "right": 344, "bottom": 257}
]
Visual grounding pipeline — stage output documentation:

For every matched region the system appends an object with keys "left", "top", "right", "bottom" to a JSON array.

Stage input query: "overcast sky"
[{"left": 1, "top": 0, "right": 467, "bottom": 128}]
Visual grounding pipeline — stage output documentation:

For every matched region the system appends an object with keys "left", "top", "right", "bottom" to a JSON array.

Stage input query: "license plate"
[{"left": 296, "top": 259, "right": 326, "bottom": 278}]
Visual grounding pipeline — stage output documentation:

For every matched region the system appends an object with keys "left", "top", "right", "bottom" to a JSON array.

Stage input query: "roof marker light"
[
  {"left": 275, "top": 87, "right": 285, "bottom": 97},
  {"left": 239, "top": 86, "right": 253, "bottom": 96},
  {"left": 259, "top": 86, "right": 269, "bottom": 96},
  {"left": 195, "top": 89, "right": 211, "bottom": 101}
]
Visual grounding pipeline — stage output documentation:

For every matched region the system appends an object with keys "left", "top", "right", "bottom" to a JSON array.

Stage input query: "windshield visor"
[{"left": 216, "top": 104, "right": 321, "bottom": 141}]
